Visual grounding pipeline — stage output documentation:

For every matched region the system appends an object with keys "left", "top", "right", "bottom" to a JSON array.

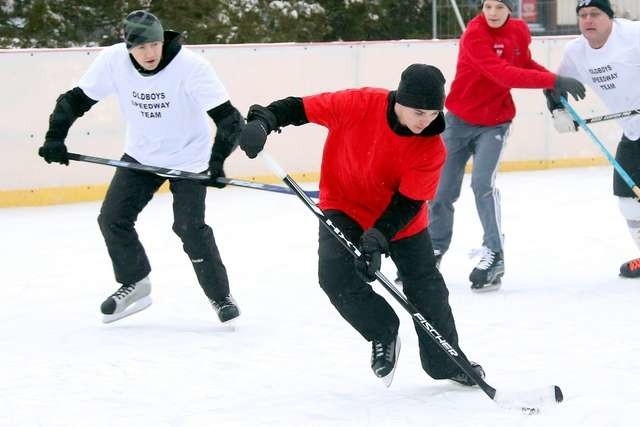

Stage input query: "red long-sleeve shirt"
[
  {"left": 445, "top": 14, "right": 556, "bottom": 126},
  {"left": 303, "top": 88, "right": 445, "bottom": 240}
]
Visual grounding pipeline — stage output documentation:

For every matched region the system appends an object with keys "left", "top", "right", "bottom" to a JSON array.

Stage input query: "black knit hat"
[
  {"left": 396, "top": 64, "right": 446, "bottom": 110},
  {"left": 123, "top": 10, "right": 164, "bottom": 49},
  {"left": 576, "top": 0, "right": 614, "bottom": 18},
  {"left": 480, "top": 0, "right": 515, "bottom": 11}
]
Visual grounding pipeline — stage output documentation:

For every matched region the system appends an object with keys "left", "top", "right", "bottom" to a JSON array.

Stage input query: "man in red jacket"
[
  {"left": 238, "top": 64, "right": 484, "bottom": 388},
  {"left": 427, "top": 0, "right": 586, "bottom": 292}
]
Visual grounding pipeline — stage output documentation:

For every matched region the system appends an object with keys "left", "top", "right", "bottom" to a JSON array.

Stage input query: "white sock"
[{"left": 618, "top": 197, "right": 640, "bottom": 252}]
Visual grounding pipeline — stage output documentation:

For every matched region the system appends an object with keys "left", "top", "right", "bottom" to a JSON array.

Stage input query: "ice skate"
[
  {"left": 469, "top": 247, "right": 504, "bottom": 292},
  {"left": 449, "top": 361, "right": 485, "bottom": 386},
  {"left": 210, "top": 295, "right": 240, "bottom": 323},
  {"left": 371, "top": 334, "right": 401, "bottom": 387},
  {"left": 620, "top": 258, "right": 640, "bottom": 278},
  {"left": 100, "top": 277, "right": 152, "bottom": 324}
]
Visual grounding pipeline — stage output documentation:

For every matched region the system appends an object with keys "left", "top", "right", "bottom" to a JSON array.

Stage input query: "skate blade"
[
  {"left": 376, "top": 337, "right": 401, "bottom": 388},
  {"left": 219, "top": 317, "right": 239, "bottom": 331},
  {"left": 102, "top": 296, "right": 152, "bottom": 324},
  {"left": 470, "top": 279, "right": 502, "bottom": 293}
]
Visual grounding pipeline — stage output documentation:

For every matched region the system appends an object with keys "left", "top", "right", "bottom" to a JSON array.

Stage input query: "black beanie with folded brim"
[
  {"left": 576, "top": 0, "right": 614, "bottom": 18},
  {"left": 480, "top": 0, "right": 514, "bottom": 11},
  {"left": 123, "top": 10, "right": 164, "bottom": 49},
  {"left": 396, "top": 64, "right": 446, "bottom": 111}
]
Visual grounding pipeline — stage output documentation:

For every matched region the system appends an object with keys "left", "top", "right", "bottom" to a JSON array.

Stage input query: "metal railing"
[{"left": 433, "top": 0, "right": 639, "bottom": 40}]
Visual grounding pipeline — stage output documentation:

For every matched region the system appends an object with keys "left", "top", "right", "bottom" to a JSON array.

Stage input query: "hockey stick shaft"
[
  {"left": 560, "top": 99, "right": 640, "bottom": 198},
  {"left": 66, "top": 152, "right": 319, "bottom": 198},
  {"left": 584, "top": 109, "right": 640, "bottom": 124},
  {"left": 259, "top": 153, "right": 496, "bottom": 397},
  {"left": 262, "top": 151, "right": 563, "bottom": 413}
]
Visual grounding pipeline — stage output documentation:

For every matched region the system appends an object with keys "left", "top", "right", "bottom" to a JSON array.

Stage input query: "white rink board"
[{"left": 0, "top": 36, "right": 618, "bottom": 192}]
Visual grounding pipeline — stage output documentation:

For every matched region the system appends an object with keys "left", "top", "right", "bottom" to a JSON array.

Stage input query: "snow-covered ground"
[{"left": 2, "top": 166, "right": 639, "bottom": 427}]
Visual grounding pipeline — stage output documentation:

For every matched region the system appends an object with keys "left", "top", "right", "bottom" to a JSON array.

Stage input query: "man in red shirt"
[
  {"left": 428, "top": 0, "right": 586, "bottom": 292},
  {"left": 238, "top": 64, "right": 483, "bottom": 387}
]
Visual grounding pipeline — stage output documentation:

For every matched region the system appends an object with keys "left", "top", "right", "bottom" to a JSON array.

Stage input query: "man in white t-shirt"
[
  {"left": 545, "top": 0, "right": 640, "bottom": 278},
  {"left": 38, "top": 10, "right": 243, "bottom": 323}
]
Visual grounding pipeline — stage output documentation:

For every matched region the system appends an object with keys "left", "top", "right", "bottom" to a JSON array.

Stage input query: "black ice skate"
[
  {"left": 210, "top": 295, "right": 240, "bottom": 323},
  {"left": 620, "top": 258, "right": 640, "bottom": 278},
  {"left": 469, "top": 247, "right": 504, "bottom": 292},
  {"left": 371, "top": 334, "right": 401, "bottom": 387},
  {"left": 449, "top": 361, "right": 485, "bottom": 386},
  {"left": 100, "top": 277, "right": 152, "bottom": 323}
]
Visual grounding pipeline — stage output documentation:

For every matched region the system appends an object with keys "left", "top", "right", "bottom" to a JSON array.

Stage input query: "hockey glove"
[
  {"left": 554, "top": 76, "right": 586, "bottom": 102},
  {"left": 207, "top": 159, "right": 226, "bottom": 188},
  {"left": 552, "top": 109, "right": 578, "bottom": 133},
  {"left": 239, "top": 105, "right": 279, "bottom": 159},
  {"left": 239, "top": 120, "right": 269, "bottom": 159},
  {"left": 355, "top": 228, "right": 389, "bottom": 283},
  {"left": 38, "top": 139, "right": 69, "bottom": 165}
]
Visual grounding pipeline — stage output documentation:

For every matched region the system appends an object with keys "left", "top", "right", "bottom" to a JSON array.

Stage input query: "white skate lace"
[
  {"left": 469, "top": 247, "right": 495, "bottom": 271},
  {"left": 372, "top": 341, "right": 392, "bottom": 362}
]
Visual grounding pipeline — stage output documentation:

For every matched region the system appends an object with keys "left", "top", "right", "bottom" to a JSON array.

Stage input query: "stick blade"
[{"left": 493, "top": 385, "right": 563, "bottom": 414}]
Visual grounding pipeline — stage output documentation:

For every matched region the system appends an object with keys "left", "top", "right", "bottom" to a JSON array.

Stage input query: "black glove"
[
  {"left": 554, "top": 76, "right": 586, "bottom": 102},
  {"left": 355, "top": 228, "right": 389, "bottom": 282},
  {"left": 239, "top": 104, "right": 279, "bottom": 159},
  {"left": 38, "top": 139, "right": 69, "bottom": 165},
  {"left": 239, "top": 120, "right": 269, "bottom": 159},
  {"left": 543, "top": 89, "right": 562, "bottom": 112},
  {"left": 207, "top": 159, "right": 226, "bottom": 188}
]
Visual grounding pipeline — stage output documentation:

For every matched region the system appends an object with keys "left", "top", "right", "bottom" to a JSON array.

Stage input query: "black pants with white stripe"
[
  {"left": 317, "top": 210, "right": 472, "bottom": 379},
  {"left": 97, "top": 154, "right": 230, "bottom": 301}
]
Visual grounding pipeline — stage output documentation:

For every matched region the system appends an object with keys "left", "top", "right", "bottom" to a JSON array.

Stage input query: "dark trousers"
[
  {"left": 614, "top": 135, "right": 640, "bottom": 197},
  {"left": 317, "top": 210, "right": 470, "bottom": 379},
  {"left": 97, "top": 155, "right": 230, "bottom": 301}
]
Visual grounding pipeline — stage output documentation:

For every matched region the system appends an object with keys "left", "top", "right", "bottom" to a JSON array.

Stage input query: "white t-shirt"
[
  {"left": 558, "top": 19, "right": 640, "bottom": 140},
  {"left": 78, "top": 43, "right": 229, "bottom": 172}
]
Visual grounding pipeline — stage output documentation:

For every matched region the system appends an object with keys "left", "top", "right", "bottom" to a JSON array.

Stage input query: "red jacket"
[
  {"left": 445, "top": 14, "right": 556, "bottom": 126},
  {"left": 303, "top": 88, "right": 445, "bottom": 240}
]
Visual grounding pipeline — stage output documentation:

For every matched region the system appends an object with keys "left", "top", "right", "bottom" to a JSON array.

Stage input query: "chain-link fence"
[{"left": 433, "top": 0, "right": 640, "bottom": 39}]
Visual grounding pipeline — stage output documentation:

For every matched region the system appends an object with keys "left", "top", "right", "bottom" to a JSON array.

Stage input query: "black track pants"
[
  {"left": 317, "top": 210, "right": 471, "bottom": 379},
  {"left": 97, "top": 155, "right": 230, "bottom": 301}
]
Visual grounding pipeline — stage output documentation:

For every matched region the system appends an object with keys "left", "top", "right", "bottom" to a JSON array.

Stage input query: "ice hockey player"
[
  {"left": 545, "top": 0, "right": 640, "bottom": 279},
  {"left": 426, "top": 0, "right": 586, "bottom": 292},
  {"left": 38, "top": 10, "right": 243, "bottom": 323},
  {"left": 236, "top": 63, "right": 484, "bottom": 387}
]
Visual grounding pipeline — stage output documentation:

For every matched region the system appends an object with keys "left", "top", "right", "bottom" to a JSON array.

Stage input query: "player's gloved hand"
[
  {"left": 207, "top": 159, "right": 226, "bottom": 188},
  {"left": 38, "top": 139, "right": 69, "bottom": 165},
  {"left": 355, "top": 228, "right": 389, "bottom": 282},
  {"left": 239, "top": 120, "right": 269, "bottom": 159},
  {"left": 554, "top": 76, "right": 586, "bottom": 101},
  {"left": 239, "top": 105, "right": 279, "bottom": 159},
  {"left": 552, "top": 109, "right": 578, "bottom": 133}
]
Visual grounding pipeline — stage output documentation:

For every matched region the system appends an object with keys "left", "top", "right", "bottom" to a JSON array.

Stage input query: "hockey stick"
[
  {"left": 584, "top": 109, "right": 640, "bottom": 124},
  {"left": 66, "top": 152, "right": 319, "bottom": 198},
  {"left": 259, "top": 151, "right": 563, "bottom": 414},
  {"left": 560, "top": 98, "right": 640, "bottom": 198}
]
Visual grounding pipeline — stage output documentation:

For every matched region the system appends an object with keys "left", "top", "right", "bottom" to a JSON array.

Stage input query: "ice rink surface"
[{"left": 2, "top": 166, "right": 639, "bottom": 426}]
